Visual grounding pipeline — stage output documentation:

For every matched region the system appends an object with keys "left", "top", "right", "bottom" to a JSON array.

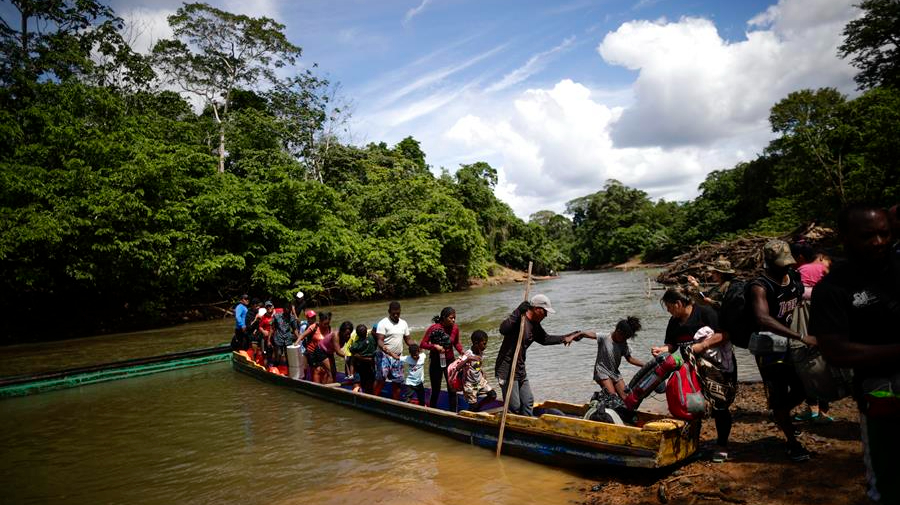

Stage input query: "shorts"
[
  {"left": 756, "top": 357, "right": 806, "bottom": 411},
  {"left": 463, "top": 375, "right": 494, "bottom": 404},
  {"left": 375, "top": 351, "right": 404, "bottom": 383}
]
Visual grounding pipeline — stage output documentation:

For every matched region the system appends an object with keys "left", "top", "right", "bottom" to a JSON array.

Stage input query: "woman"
[
  {"left": 298, "top": 311, "right": 333, "bottom": 384},
  {"left": 653, "top": 287, "right": 737, "bottom": 463},
  {"left": 420, "top": 307, "right": 464, "bottom": 411},
  {"left": 323, "top": 321, "right": 353, "bottom": 381}
]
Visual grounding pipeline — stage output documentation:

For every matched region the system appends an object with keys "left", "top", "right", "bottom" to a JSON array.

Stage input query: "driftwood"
[{"left": 655, "top": 223, "right": 836, "bottom": 285}]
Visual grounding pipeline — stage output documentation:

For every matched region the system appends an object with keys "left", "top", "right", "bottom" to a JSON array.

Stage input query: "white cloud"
[
  {"left": 404, "top": 0, "right": 432, "bottom": 26},
  {"left": 597, "top": 0, "right": 859, "bottom": 147},
  {"left": 445, "top": 80, "right": 753, "bottom": 217},
  {"left": 436, "top": 0, "right": 860, "bottom": 218},
  {"left": 118, "top": 7, "right": 175, "bottom": 55},
  {"left": 486, "top": 36, "right": 576, "bottom": 93}
]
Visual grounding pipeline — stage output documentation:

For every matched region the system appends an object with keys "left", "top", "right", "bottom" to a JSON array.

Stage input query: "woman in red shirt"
[{"left": 420, "top": 307, "right": 464, "bottom": 411}]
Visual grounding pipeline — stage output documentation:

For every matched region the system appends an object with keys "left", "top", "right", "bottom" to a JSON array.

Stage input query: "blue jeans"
[{"left": 498, "top": 376, "right": 534, "bottom": 416}]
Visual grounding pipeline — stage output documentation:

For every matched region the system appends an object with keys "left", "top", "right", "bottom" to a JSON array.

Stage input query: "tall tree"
[
  {"left": 151, "top": 3, "right": 302, "bottom": 173},
  {"left": 839, "top": 0, "right": 900, "bottom": 90}
]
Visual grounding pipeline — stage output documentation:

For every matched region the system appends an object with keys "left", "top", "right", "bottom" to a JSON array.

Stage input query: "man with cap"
[
  {"left": 749, "top": 239, "right": 817, "bottom": 461},
  {"left": 231, "top": 294, "right": 250, "bottom": 350},
  {"left": 496, "top": 294, "right": 581, "bottom": 416},
  {"left": 686, "top": 257, "right": 735, "bottom": 309}
]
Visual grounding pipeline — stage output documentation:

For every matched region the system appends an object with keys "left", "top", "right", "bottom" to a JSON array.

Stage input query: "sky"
[{"left": 107, "top": 0, "right": 861, "bottom": 218}]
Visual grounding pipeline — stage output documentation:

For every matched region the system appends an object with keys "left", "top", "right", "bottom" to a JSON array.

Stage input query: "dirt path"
[{"left": 580, "top": 383, "right": 870, "bottom": 505}]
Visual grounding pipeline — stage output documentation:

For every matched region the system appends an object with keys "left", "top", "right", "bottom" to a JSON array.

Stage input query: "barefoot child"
[
  {"left": 579, "top": 316, "right": 644, "bottom": 401},
  {"left": 461, "top": 330, "right": 497, "bottom": 411}
]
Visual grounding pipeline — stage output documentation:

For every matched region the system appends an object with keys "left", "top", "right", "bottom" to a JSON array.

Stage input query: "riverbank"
[
  {"left": 579, "top": 382, "right": 868, "bottom": 505},
  {"left": 468, "top": 264, "right": 557, "bottom": 288}
]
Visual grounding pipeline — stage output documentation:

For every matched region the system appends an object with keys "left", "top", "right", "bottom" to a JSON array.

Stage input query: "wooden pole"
[{"left": 496, "top": 261, "right": 533, "bottom": 458}]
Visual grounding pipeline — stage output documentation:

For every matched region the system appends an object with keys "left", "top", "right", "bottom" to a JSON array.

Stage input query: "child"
[
  {"left": 347, "top": 324, "right": 377, "bottom": 394},
  {"left": 579, "top": 316, "right": 644, "bottom": 401},
  {"left": 402, "top": 343, "right": 426, "bottom": 405},
  {"left": 461, "top": 330, "right": 497, "bottom": 411}
]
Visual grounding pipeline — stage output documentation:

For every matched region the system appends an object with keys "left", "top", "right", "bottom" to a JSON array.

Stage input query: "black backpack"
[{"left": 718, "top": 280, "right": 754, "bottom": 348}]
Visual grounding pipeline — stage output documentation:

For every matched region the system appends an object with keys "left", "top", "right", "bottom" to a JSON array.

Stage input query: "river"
[{"left": 0, "top": 270, "right": 761, "bottom": 504}]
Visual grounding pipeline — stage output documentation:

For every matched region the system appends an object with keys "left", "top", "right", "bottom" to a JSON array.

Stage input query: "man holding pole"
[{"left": 495, "top": 294, "right": 580, "bottom": 416}]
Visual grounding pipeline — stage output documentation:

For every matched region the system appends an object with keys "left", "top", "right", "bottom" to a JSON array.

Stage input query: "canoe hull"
[{"left": 232, "top": 352, "right": 700, "bottom": 469}]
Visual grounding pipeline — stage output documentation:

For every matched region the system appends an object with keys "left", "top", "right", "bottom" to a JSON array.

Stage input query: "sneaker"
[
  {"left": 813, "top": 413, "right": 834, "bottom": 424},
  {"left": 712, "top": 450, "right": 728, "bottom": 463},
  {"left": 793, "top": 409, "right": 816, "bottom": 422},
  {"left": 787, "top": 441, "right": 811, "bottom": 462}
]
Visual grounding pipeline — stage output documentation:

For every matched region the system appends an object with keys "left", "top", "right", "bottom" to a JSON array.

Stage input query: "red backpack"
[{"left": 665, "top": 361, "right": 707, "bottom": 420}]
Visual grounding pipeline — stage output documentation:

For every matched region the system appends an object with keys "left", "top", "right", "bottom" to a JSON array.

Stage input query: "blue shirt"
[{"left": 235, "top": 303, "right": 248, "bottom": 330}]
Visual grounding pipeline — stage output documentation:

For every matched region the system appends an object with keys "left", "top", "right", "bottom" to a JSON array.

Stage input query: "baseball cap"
[
  {"left": 530, "top": 294, "right": 556, "bottom": 314},
  {"left": 264, "top": 300, "right": 274, "bottom": 308},
  {"left": 240, "top": 294, "right": 249, "bottom": 301},
  {"left": 305, "top": 309, "right": 316, "bottom": 318},
  {"left": 763, "top": 240, "right": 796, "bottom": 267},
  {"left": 295, "top": 291, "right": 304, "bottom": 300}
]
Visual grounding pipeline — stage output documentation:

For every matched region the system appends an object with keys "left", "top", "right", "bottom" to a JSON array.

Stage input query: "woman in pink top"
[
  {"left": 319, "top": 320, "right": 351, "bottom": 382},
  {"left": 420, "top": 307, "right": 464, "bottom": 411},
  {"left": 299, "top": 311, "right": 333, "bottom": 384}
]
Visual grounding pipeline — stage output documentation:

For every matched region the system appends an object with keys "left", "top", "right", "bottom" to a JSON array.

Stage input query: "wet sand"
[{"left": 580, "top": 383, "right": 869, "bottom": 505}]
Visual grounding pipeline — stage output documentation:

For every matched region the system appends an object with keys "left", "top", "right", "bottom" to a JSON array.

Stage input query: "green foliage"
[{"left": 839, "top": 0, "right": 900, "bottom": 90}]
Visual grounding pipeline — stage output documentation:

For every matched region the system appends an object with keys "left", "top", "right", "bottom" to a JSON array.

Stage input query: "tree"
[
  {"left": 151, "top": 3, "right": 302, "bottom": 173},
  {"left": 767, "top": 88, "right": 851, "bottom": 220},
  {"left": 0, "top": 0, "right": 150, "bottom": 91},
  {"left": 839, "top": 0, "right": 900, "bottom": 90}
]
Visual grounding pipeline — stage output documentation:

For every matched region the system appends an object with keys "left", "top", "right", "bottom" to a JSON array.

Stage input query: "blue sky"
[{"left": 109, "top": 0, "right": 860, "bottom": 217}]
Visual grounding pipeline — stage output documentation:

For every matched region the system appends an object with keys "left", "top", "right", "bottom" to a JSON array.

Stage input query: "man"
[
  {"left": 749, "top": 239, "right": 816, "bottom": 461},
  {"left": 811, "top": 204, "right": 900, "bottom": 503},
  {"left": 374, "top": 301, "right": 414, "bottom": 400},
  {"left": 496, "top": 294, "right": 579, "bottom": 416},
  {"left": 231, "top": 294, "right": 250, "bottom": 350}
]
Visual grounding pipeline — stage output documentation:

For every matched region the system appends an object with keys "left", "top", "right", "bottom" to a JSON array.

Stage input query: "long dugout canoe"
[
  {"left": 0, "top": 344, "right": 231, "bottom": 398},
  {"left": 232, "top": 351, "right": 700, "bottom": 469}
]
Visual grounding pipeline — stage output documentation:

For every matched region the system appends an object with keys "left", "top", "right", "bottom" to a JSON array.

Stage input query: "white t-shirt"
[
  {"left": 402, "top": 354, "right": 426, "bottom": 386},
  {"left": 377, "top": 316, "right": 410, "bottom": 356}
]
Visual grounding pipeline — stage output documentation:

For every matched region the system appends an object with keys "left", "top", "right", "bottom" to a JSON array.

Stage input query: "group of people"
[
  {"left": 229, "top": 203, "right": 898, "bottom": 504},
  {"left": 231, "top": 299, "right": 498, "bottom": 412}
]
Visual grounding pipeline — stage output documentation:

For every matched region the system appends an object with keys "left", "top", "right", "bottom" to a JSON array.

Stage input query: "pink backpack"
[
  {"left": 447, "top": 356, "right": 468, "bottom": 391},
  {"left": 665, "top": 361, "right": 707, "bottom": 420}
]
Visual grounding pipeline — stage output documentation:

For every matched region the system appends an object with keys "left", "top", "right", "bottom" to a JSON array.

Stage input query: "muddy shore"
[{"left": 579, "top": 382, "right": 869, "bottom": 505}]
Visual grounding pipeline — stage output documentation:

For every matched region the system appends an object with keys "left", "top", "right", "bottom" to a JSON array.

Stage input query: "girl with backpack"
[{"left": 654, "top": 287, "right": 737, "bottom": 463}]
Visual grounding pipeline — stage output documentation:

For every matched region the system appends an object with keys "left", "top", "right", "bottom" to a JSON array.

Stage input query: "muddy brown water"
[{"left": 0, "top": 270, "right": 761, "bottom": 504}]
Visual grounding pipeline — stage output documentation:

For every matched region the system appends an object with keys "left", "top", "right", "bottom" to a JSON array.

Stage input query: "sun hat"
[
  {"left": 530, "top": 294, "right": 556, "bottom": 314},
  {"left": 706, "top": 257, "right": 735, "bottom": 274}
]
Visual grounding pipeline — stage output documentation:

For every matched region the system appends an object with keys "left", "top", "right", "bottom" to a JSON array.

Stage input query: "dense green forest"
[{"left": 1, "top": 1, "right": 897, "bottom": 340}]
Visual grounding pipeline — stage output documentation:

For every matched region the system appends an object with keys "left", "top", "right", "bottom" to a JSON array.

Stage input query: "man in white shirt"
[{"left": 375, "top": 301, "right": 414, "bottom": 399}]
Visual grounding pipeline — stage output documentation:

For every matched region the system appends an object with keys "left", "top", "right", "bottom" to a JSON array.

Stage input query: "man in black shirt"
[
  {"left": 496, "top": 294, "right": 579, "bottom": 416},
  {"left": 750, "top": 239, "right": 816, "bottom": 461},
  {"left": 811, "top": 204, "right": 899, "bottom": 504}
]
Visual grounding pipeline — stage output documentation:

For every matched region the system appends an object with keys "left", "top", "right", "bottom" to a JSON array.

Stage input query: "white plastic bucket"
[{"left": 286, "top": 345, "right": 303, "bottom": 379}]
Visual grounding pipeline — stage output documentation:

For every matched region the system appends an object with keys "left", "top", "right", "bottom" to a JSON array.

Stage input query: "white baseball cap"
[
  {"left": 530, "top": 294, "right": 556, "bottom": 314},
  {"left": 296, "top": 291, "right": 304, "bottom": 300}
]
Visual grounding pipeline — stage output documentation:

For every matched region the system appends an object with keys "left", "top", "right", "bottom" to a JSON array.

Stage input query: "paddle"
[{"left": 496, "top": 261, "right": 533, "bottom": 458}]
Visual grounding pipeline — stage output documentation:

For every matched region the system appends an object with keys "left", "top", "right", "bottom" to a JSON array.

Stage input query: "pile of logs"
[{"left": 655, "top": 223, "right": 837, "bottom": 285}]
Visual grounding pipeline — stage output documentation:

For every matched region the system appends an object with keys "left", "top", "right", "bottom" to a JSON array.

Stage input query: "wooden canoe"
[{"left": 232, "top": 352, "right": 700, "bottom": 469}]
